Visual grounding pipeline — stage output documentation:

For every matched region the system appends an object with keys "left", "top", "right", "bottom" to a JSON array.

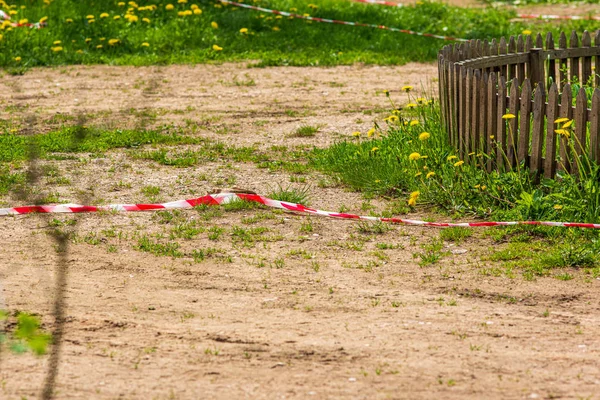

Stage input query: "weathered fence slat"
[
  {"left": 517, "top": 35, "right": 525, "bottom": 85},
  {"left": 569, "top": 31, "right": 580, "bottom": 83},
  {"left": 471, "top": 70, "right": 481, "bottom": 159},
  {"left": 595, "top": 31, "right": 600, "bottom": 87},
  {"left": 558, "top": 84, "right": 573, "bottom": 172},
  {"left": 497, "top": 76, "right": 508, "bottom": 170},
  {"left": 546, "top": 32, "right": 556, "bottom": 86},
  {"left": 459, "top": 67, "right": 467, "bottom": 158},
  {"left": 591, "top": 89, "right": 600, "bottom": 163},
  {"left": 559, "top": 32, "right": 568, "bottom": 91},
  {"left": 508, "top": 36, "right": 517, "bottom": 80},
  {"left": 499, "top": 37, "right": 508, "bottom": 79},
  {"left": 581, "top": 31, "right": 592, "bottom": 85},
  {"left": 487, "top": 73, "right": 498, "bottom": 172},
  {"left": 544, "top": 83, "right": 559, "bottom": 179},
  {"left": 465, "top": 68, "right": 473, "bottom": 156},
  {"left": 479, "top": 72, "right": 488, "bottom": 158},
  {"left": 530, "top": 85, "right": 546, "bottom": 174},
  {"left": 508, "top": 78, "right": 520, "bottom": 167},
  {"left": 518, "top": 79, "right": 532, "bottom": 165},
  {"left": 573, "top": 88, "right": 588, "bottom": 175}
]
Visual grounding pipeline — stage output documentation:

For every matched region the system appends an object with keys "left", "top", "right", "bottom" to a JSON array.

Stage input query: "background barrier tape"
[
  {"left": 1, "top": 192, "right": 600, "bottom": 229},
  {"left": 219, "top": 0, "right": 469, "bottom": 41}
]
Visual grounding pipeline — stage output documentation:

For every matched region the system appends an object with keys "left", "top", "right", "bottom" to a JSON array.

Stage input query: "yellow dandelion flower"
[
  {"left": 410, "top": 120, "right": 419, "bottom": 126},
  {"left": 272, "top": 26, "right": 280, "bottom": 31},
  {"left": 371, "top": 147, "right": 379, "bottom": 152},
  {"left": 402, "top": 85, "right": 413, "bottom": 92},
  {"left": 39, "top": 16, "right": 48, "bottom": 23},
  {"left": 406, "top": 103, "right": 417, "bottom": 109},
  {"left": 416, "top": 97, "right": 426, "bottom": 104},
  {"left": 426, "top": 171, "right": 435, "bottom": 179},
  {"left": 447, "top": 155, "right": 457, "bottom": 161},
  {"left": 114, "top": 15, "right": 120, "bottom": 20},
  {"left": 193, "top": 8, "right": 202, "bottom": 14},
  {"left": 419, "top": 132, "right": 430, "bottom": 141},
  {"left": 553, "top": 204, "right": 563, "bottom": 210},
  {"left": 352, "top": 131, "right": 361, "bottom": 137},
  {"left": 142, "top": 17, "right": 150, "bottom": 23},
  {"left": 454, "top": 160, "right": 464, "bottom": 167},
  {"left": 96, "top": 44, "right": 103, "bottom": 49},
  {"left": 108, "top": 39, "right": 120, "bottom": 46},
  {"left": 468, "top": 152, "right": 475, "bottom": 156},
  {"left": 240, "top": 27, "right": 248, "bottom": 34},
  {"left": 211, "top": 21, "right": 218, "bottom": 29},
  {"left": 481, "top": 185, "right": 487, "bottom": 191},
  {"left": 383, "top": 89, "right": 389, "bottom": 96},
  {"left": 76, "top": 49, "right": 84, "bottom": 54},
  {"left": 367, "top": 128, "right": 376, "bottom": 137},
  {"left": 178, "top": 0, "right": 188, "bottom": 3},
  {"left": 53, "top": 40, "right": 61, "bottom": 45},
  {"left": 166, "top": 4, "right": 174, "bottom": 10},
  {"left": 118, "top": 2, "right": 125, "bottom": 6},
  {"left": 191, "top": 4, "right": 199, "bottom": 9},
  {"left": 522, "top": 29, "right": 532, "bottom": 35},
  {"left": 14, "top": 56, "right": 21, "bottom": 62},
  {"left": 141, "top": 42, "right": 150, "bottom": 47},
  {"left": 554, "top": 117, "right": 569, "bottom": 124},
  {"left": 502, "top": 113, "right": 516, "bottom": 119},
  {"left": 86, "top": 15, "right": 94, "bottom": 19},
  {"left": 562, "top": 120, "right": 573, "bottom": 129},
  {"left": 555, "top": 129, "right": 570, "bottom": 138},
  {"left": 415, "top": 172, "right": 422, "bottom": 177},
  {"left": 100, "top": 13, "right": 109, "bottom": 18},
  {"left": 51, "top": 46, "right": 63, "bottom": 52},
  {"left": 409, "top": 152, "right": 421, "bottom": 161},
  {"left": 65, "top": 18, "right": 73, "bottom": 23},
  {"left": 212, "top": 44, "right": 223, "bottom": 51}
]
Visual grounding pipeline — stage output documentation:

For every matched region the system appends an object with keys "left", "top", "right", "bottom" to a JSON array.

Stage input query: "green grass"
[{"left": 0, "top": 0, "right": 598, "bottom": 69}]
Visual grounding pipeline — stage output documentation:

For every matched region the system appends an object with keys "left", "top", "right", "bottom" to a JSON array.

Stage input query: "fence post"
[{"left": 529, "top": 48, "right": 545, "bottom": 92}]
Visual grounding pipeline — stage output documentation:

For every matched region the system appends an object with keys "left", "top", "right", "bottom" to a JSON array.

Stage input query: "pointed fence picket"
[{"left": 438, "top": 30, "right": 600, "bottom": 178}]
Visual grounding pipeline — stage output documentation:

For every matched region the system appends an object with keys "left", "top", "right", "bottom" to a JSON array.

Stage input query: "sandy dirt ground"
[{"left": 0, "top": 61, "right": 599, "bottom": 399}]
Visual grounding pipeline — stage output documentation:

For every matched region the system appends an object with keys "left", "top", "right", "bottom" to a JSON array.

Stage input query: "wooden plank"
[
  {"left": 499, "top": 37, "right": 508, "bottom": 79},
  {"left": 544, "top": 83, "right": 559, "bottom": 179},
  {"left": 595, "top": 31, "right": 600, "bottom": 87},
  {"left": 559, "top": 32, "right": 568, "bottom": 91},
  {"left": 448, "top": 62, "right": 456, "bottom": 146},
  {"left": 570, "top": 31, "right": 580, "bottom": 83},
  {"left": 517, "top": 35, "right": 525, "bottom": 85},
  {"left": 558, "top": 83, "right": 573, "bottom": 173},
  {"left": 471, "top": 70, "right": 481, "bottom": 161},
  {"left": 479, "top": 72, "right": 488, "bottom": 157},
  {"left": 535, "top": 33, "right": 543, "bottom": 49},
  {"left": 497, "top": 76, "right": 508, "bottom": 170},
  {"left": 525, "top": 35, "right": 533, "bottom": 52},
  {"left": 458, "top": 68, "right": 470, "bottom": 158},
  {"left": 530, "top": 84, "right": 546, "bottom": 174},
  {"left": 546, "top": 46, "right": 600, "bottom": 60},
  {"left": 573, "top": 88, "right": 588, "bottom": 175},
  {"left": 459, "top": 53, "right": 529, "bottom": 69},
  {"left": 459, "top": 67, "right": 468, "bottom": 158},
  {"left": 452, "top": 64, "right": 461, "bottom": 146},
  {"left": 490, "top": 39, "right": 498, "bottom": 56},
  {"left": 518, "top": 79, "right": 532, "bottom": 165},
  {"left": 582, "top": 31, "right": 592, "bottom": 86},
  {"left": 465, "top": 68, "right": 473, "bottom": 156},
  {"left": 507, "top": 78, "right": 520, "bottom": 167},
  {"left": 508, "top": 36, "right": 517, "bottom": 80},
  {"left": 487, "top": 73, "right": 498, "bottom": 172},
  {"left": 591, "top": 89, "right": 600, "bottom": 163},
  {"left": 544, "top": 33, "right": 554, "bottom": 87},
  {"left": 529, "top": 48, "right": 545, "bottom": 92}
]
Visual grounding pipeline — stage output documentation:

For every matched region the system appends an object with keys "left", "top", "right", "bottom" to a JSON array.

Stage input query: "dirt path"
[{"left": 1, "top": 63, "right": 599, "bottom": 400}]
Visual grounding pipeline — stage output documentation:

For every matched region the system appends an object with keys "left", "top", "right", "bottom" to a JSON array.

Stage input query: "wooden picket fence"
[{"left": 438, "top": 30, "right": 600, "bottom": 178}]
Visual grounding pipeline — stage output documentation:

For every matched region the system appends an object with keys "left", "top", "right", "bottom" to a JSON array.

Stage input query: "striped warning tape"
[
  {"left": 0, "top": 9, "right": 47, "bottom": 28},
  {"left": 219, "top": 0, "right": 468, "bottom": 42},
  {"left": 349, "top": 0, "right": 600, "bottom": 22},
  {"left": 2, "top": 192, "right": 599, "bottom": 229}
]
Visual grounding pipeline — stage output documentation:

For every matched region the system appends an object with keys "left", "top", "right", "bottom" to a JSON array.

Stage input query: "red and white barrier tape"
[
  {"left": 2, "top": 192, "right": 600, "bottom": 229},
  {"left": 219, "top": 0, "right": 468, "bottom": 42},
  {"left": 349, "top": 0, "right": 600, "bottom": 22}
]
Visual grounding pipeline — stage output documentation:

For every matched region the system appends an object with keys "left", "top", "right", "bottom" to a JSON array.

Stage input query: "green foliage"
[
  {"left": 268, "top": 185, "right": 310, "bottom": 205},
  {"left": 1, "top": 312, "right": 52, "bottom": 356},
  {"left": 440, "top": 227, "right": 472, "bottom": 243},
  {"left": 0, "top": 0, "right": 597, "bottom": 68}
]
